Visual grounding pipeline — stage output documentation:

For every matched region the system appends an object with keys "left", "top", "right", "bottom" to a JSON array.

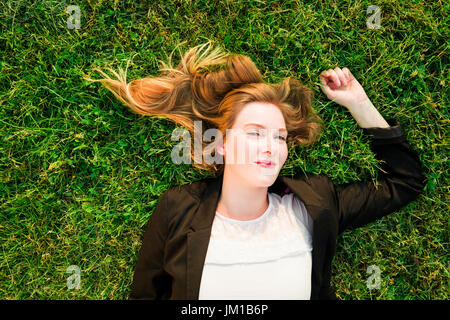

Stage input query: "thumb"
[{"left": 320, "top": 78, "right": 334, "bottom": 97}]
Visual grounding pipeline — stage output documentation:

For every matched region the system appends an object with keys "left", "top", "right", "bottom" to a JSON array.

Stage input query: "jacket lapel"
[
  {"left": 185, "top": 173, "right": 329, "bottom": 299},
  {"left": 186, "top": 174, "right": 223, "bottom": 299}
]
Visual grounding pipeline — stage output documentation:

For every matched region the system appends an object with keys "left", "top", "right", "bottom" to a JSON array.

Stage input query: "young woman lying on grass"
[{"left": 86, "top": 41, "right": 426, "bottom": 300}]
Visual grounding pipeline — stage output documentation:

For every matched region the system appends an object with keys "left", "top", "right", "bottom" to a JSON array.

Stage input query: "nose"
[{"left": 261, "top": 130, "right": 274, "bottom": 155}]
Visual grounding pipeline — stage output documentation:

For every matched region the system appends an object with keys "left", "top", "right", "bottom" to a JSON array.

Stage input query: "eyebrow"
[{"left": 244, "top": 123, "right": 288, "bottom": 133}]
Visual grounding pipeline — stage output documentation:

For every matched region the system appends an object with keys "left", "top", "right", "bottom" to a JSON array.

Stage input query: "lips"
[{"left": 255, "top": 160, "right": 275, "bottom": 168}]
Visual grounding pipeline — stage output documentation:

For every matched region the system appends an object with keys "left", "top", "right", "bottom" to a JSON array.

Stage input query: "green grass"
[{"left": 0, "top": 0, "right": 448, "bottom": 299}]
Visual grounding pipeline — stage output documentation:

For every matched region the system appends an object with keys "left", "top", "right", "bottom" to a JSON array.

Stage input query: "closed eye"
[
  {"left": 248, "top": 131, "right": 286, "bottom": 141},
  {"left": 247, "top": 131, "right": 287, "bottom": 141}
]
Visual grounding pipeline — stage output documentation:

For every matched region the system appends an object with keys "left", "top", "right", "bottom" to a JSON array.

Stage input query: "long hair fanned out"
[{"left": 84, "top": 41, "right": 324, "bottom": 174}]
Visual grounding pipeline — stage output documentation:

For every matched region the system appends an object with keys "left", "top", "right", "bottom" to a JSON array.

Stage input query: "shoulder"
[
  {"left": 280, "top": 172, "right": 331, "bottom": 187},
  {"left": 278, "top": 173, "right": 335, "bottom": 205},
  {"left": 157, "top": 175, "right": 218, "bottom": 221},
  {"left": 164, "top": 175, "right": 217, "bottom": 202}
]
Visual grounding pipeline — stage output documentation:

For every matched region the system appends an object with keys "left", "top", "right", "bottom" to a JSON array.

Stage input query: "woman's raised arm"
[
  {"left": 320, "top": 67, "right": 390, "bottom": 128},
  {"left": 319, "top": 67, "right": 427, "bottom": 233},
  {"left": 328, "top": 120, "right": 427, "bottom": 234}
]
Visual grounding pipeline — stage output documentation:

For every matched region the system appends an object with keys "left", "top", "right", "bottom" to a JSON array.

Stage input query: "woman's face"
[{"left": 219, "top": 102, "right": 289, "bottom": 187}]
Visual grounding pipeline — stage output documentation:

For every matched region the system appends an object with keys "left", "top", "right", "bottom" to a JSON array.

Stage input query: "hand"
[{"left": 319, "top": 67, "right": 370, "bottom": 109}]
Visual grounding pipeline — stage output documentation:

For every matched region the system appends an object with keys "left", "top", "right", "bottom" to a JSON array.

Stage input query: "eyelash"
[{"left": 248, "top": 131, "right": 287, "bottom": 141}]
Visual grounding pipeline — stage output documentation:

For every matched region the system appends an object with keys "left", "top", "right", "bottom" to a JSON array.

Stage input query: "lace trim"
[{"left": 205, "top": 233, "right": 312, "bottom": 264}]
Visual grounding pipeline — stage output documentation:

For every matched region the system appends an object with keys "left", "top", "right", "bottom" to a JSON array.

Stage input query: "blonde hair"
[{"left": 84, "top": 41, "right": 324, "bottom": 175}]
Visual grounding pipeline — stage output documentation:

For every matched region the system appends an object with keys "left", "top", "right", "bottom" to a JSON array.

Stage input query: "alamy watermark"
[
  {"left": 66, "top": 265, "right": 81, "bottom": 290},
  {"left": 66, "top": 5, "right": 81, "bottom": 30},
  {"left": 366, "top": 265, "right": 381, "bottom": 290},
  {"left": 367, "top": 5, "right": 381, "bottom": 29}
]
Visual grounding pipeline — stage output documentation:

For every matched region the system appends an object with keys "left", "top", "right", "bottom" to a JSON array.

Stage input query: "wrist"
[
  {"left": 345, "top": 97, "right": 373, "bottom": 111},
  {"left": 346, "top": 100, "right": 390, "bottom": 128}
]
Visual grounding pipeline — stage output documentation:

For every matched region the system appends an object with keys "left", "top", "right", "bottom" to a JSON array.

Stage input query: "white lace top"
[{"left": 198, "top": 192, "right": 314, "bottom": 300}]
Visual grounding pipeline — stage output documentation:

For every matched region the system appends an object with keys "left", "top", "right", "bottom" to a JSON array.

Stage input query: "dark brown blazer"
[{"left": 129, "top": 118, "right": 427, "bottom": 300}]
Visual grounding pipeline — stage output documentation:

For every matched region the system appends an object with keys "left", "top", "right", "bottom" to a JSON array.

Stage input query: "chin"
[
  {"left": 254, "top": 171, "right": 279, "bottom": 186},
  {"left": 229, "top": 164, "right": 279, "bottom": 186}
]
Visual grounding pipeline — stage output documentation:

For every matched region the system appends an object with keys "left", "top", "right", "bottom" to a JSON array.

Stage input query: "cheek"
[
  {"left": 224, "top": 134, "right": 252, "bottom": 164},
  {"left": 230, "top": 136, "right": 259, "bottom": 164},
  {"left": 269, "top": 142, "right": 288, "bottom": 165},
  {"left": 279, "top": 145, "right": 288, "bottom": 163},
  {"left": 245, "top": 139, "right": 259, "bottom": 161}
]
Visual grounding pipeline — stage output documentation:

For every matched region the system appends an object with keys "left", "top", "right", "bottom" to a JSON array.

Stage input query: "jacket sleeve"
[
  {"left": 328, "top": 118, "right": 427, "bottom": 235},
  {"left": 129, "top": 190, "right": 172, "bottom": 300}
]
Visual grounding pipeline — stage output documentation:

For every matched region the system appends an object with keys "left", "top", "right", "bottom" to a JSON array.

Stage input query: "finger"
[
  {"left": 320, "top": 69, "right": 331, "bottom": 80},
  {"left": 319, "top": 74, "right": 329, "bottom": 87},
  {"left": 341, "top": 67, "right": 350, "bottom": 82},
  {"left": 334, "top": 67, "right": 347, "bottom": 86},
  {"left": 328, "top": 69, "right": 340, "bottom": 87},
  {"left": 342, "top": 67, "right": 354, "bottom": 81},
  {"left": 320, "top": 80, "right": 333, "bottom": 96}
]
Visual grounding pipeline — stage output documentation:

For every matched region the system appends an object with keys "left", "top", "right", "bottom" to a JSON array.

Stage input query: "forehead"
[{"left": 233, "top": 102, "right": 286, "bottom": 128}]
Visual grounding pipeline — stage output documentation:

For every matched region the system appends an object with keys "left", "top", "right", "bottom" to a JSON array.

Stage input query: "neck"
[{"left": 216, "top": 168, "right": 270, "bottom": 221}]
